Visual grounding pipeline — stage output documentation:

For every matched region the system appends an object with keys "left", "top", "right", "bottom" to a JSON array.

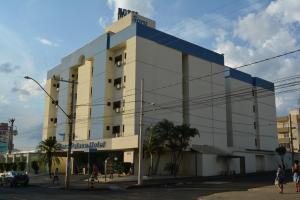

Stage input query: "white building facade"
[{"left": 42, "top": 12, "right": 279, "bottom": 176}]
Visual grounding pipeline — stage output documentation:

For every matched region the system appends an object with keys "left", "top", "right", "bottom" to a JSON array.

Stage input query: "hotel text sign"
[
  {"left": 118, "top": 8, "right": 138, "bottom": 19},
  {"left": 60, "top": 141, "right": 106, "bottom": 150},
  {"left": 118, "top": 8, "right": 148, "bottom": 26}
]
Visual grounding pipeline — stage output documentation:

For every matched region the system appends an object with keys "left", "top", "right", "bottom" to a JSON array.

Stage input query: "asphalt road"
[{"left": 0, "top": 172, "right": 298, "bottom": 200}]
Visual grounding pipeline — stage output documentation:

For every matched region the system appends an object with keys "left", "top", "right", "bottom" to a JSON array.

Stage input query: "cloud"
[
  {"left": 107, "top": 0, "right": 154, "bottom": 21},
  {"left": 266, "top": 0, "right": 300, "bottom": 24},
  {"left": 98, "top": 16, "right": 110, "bottom": 29},
  {"left": 36, "top": 37, "right": 59, "bottom": 47},
  {"left": 0, "top": 95, "right": 9, "bottom": 105},
  {"left": 11, "top": 80, "right": 44, "bottom": 102},
  {"left": 213, "top": 0, "right": 300, "bottom": 116},
  {"left": 0, "top": 62, "right": 20, "bottom": 73}
]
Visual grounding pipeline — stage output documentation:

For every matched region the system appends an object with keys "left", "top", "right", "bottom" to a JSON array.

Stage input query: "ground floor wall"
[{"left": 138, "top": 151, "right": 300, "bottom": 177}]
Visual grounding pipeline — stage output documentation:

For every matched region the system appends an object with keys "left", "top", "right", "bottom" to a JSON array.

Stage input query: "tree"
[
  {"left": 152, "top": 119, "right": 175, "bottom": 175},
  {"left": 37, "top": 137, "right": 61, "bottom": 178},
  {"left": 143, "top": 127, "right": 164, "bottom": 176},
  {"left": 164, "top": 123, "right": 199, "bottom": 176},
  {"left": 17, "top": 162, "right": 26, "bottom": 171},
  {"left": 276, "top": 146, "right": 287, "bottom": 170},
  {"left": 31, "top": 161, "right": 39, "bottom": 174}
]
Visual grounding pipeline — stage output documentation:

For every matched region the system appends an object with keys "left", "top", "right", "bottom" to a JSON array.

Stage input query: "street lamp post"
[
  {"left": 138, "top": 79, "right": 144, "bottom": 185},
  {"left": 24, "top": 76, "right": 76, "bottom": 189}
]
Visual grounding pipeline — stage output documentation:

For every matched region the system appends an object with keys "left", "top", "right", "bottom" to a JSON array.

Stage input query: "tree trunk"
[
  {"left": 153, "top": 153, "right": 161, "bottom": 175},
  {"left": 48, "top": 154, "right": 52, "bottom": 178},
  {"left": 150, "top": 153, "right": 153, "bottom": 176}
]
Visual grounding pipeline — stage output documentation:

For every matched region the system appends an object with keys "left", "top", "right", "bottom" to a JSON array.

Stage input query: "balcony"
[
  {"left": 278, "top": 127, "right": 289, "bottom": 133},
  {"left": 278, "top": 138, "right": 290, "bottom": 144}
]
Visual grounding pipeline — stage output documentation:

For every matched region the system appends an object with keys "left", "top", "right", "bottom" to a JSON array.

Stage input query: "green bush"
[
  {"left": 123, "top": 162, "right": 132, "bottom": 174},
  {"left": 113, "top": 161, "right": 125, "bottom": 174},
  {"left": 0, "top": 163, "right": 4, "bottom": 172},
  {"left": 4, "top": 163, "right": 12, "bottom": 171},
  {"left": 31, "top": 161, "right": 39, "bottom": 174},
  {"left": 18, "top": 162, "right": 26, "bottom": 171},
  {"left": 11, "top": 163, "right": 17, "bottom": 171}
]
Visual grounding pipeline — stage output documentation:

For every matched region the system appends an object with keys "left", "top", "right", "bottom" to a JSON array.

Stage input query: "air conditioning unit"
[
  {"left": 116, "top": 84, "right": 121, "bottom": 89},
  {"left": 115, "top": 108, "right": 120, "bottom": 113},
  {"left": 116, "top": 61, "right": 122, "bottom": 67}
]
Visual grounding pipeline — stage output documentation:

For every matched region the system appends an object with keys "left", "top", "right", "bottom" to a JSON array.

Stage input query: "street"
[{"left": 0, "top": 173, "right": 299, "bottom": 200}]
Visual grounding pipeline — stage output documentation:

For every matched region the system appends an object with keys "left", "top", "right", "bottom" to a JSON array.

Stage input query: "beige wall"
[
  {"left": 75, "top": 60, "right": 93, "bottom": 140},
  {"left": 43, "top": 78, "right": 59, "bottom": 140}
]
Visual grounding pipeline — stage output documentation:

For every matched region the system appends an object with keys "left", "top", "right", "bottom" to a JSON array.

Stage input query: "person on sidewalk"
[
  {"left": 292, "top": 160, "right": 300, "bottom": 192},
  {"left": 275, "top": 165, "right": 284, "bottom": 194},
  {"left": 52, "top": 168, "right": 59, "bottom": 185}
]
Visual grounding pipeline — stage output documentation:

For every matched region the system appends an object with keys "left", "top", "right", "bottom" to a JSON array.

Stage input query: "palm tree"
[
  {"left": 275, "top": 146, "right": 287, "bottom": 170},
  {"left": 37, "top": 137, "right": 61, "bottom": 178},
  {"left": 144, "top": 127, "right": 164, "bottom": 176}
]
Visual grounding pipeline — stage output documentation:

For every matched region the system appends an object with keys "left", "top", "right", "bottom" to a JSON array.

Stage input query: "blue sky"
[{"left": 0, "top": 0, "right": 300, "bottom": 150}]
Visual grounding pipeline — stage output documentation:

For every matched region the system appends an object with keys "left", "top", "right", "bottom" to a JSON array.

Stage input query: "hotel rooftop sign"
[{"left": 118, "top": 8, "right": 138, "bottom": 20}]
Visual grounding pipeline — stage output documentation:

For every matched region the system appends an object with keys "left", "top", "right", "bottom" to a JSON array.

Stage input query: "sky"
[{"left": 0, "top": 0, "right": 300, "bottom": 150}]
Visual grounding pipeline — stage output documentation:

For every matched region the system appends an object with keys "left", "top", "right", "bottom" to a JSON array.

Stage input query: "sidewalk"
[{"left": 202, "top": 182, "right": 300, "bottom": 200}]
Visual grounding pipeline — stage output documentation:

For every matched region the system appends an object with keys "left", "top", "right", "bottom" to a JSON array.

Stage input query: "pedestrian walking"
[
  {"left": 292, "top": 160, "right": 300, "bottom": 192},
  {"left": 52, "top": 168, "right": 59, "bottom": 185},
  {"left": 275, "top": 165, "right": 284, "bottom": 194}
]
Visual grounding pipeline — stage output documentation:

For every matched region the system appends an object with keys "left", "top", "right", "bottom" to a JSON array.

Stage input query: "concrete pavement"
[{"left": 1, "top": 172, "right": 299, "bottom": 200}]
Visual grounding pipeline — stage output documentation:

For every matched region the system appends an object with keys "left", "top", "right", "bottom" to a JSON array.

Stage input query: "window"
[
  {"left": 88, "top": 130, "right": 91, "bottom": 139},
  {"left": 91, "top": 66, "right": 93, "bottom": 75},
  {"left": 89, "top": 108, "right": 92, "bottom": 117},
  {"left": 255, "top": 138, "right": 257, "bottom": 147},
  {"left": 113, "top": 101, "right": 121, "bottom": 112},
  {"left": 106, "top": 126, "right": 110, "bottom": 131},
  {"left": 112, "top": 126, "right": 120, "bottom": 134},
  {"left": 107, "top": 102, "right": 111, "bottom": 106},
  {"left": 124, "top": 52, "right": 127, "bottom": 59},
  {"left": 254, "top": 122, "right": 257, "bottom": 129},
  {"left": 90, "top": 87, "right": 93, "bottom": 95},
  {"left": 253, "top": 105, "right": 256, "bottom": 113},
  {"left": 114, "top": 77, "right": 122, "bottom": 89},
  {"left": 108, "top": 79, "right": 112, "bottom": 83},
  {"left": 54, "top": 118, "right": 57, "bottom": 123},
  {"left": 123, "top": 124, "right": 125, "bottom": 132},
  {"left": 109, "top": 56, "right": 113, "bottom": 61},
  {"left": 284, "top": 133, "right": 289, "bottom": 138},
  {"left": 252, "top": 89, "right": 255, "bottom": 96},
  {"left": 114, "top": 55, "right": 122, "bottom": 67},
  {"left": 124, "top": 76, "right": 126, "bottom": 83}
]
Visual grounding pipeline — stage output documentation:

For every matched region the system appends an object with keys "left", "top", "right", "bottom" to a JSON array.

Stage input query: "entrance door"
[
  {"left": 256, "top": 155, "right": 265, "bottom": 172},
  {"left": 240, "top": 157, "right": 246, "bottom": 174}
]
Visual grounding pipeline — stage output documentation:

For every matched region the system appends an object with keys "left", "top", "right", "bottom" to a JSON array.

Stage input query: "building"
[
  {"left": 0, "top": 123, "right": 9, "bottom": 153},
  {"left": 277, "top": 108, "right": 300, "bottom": 152},
  {"left": 42, "top": 10, "right": 279, "bottom": 176}
]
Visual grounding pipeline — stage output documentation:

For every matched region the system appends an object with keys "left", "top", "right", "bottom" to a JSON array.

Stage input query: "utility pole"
[
  {"left": 289, "top": 114, "right": 295, "bottom": 163},
  {"left": 24, "top": 76, "right": 76, "bottom": 189},
  {"left": 8, "top": 118, "right": 15, "bottom": 154},
  {"left": 65, "top": 80, "right": 75, "bottom": 189},
  {"left": 138, "top": 79, "right": 144, "bottom": 185}
]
